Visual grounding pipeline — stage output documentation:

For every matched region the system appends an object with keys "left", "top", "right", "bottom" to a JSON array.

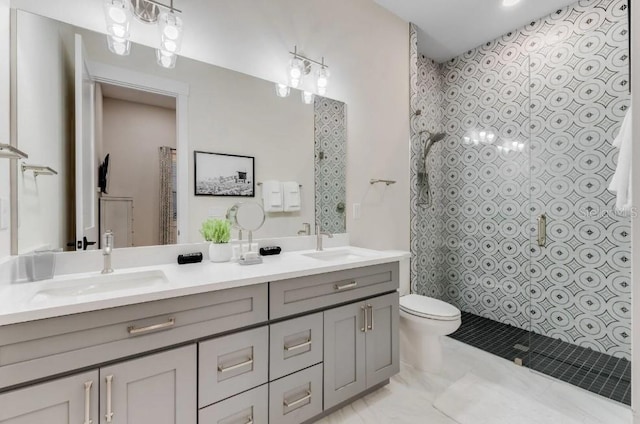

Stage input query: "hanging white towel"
[
  {"left": 608, "top": 106, "right": 632, "bottom": 212},
  {"left": 261, "top": 180, "right": 284, "bottom": 212},
  {"left": 283, "top": 181, "right": 301, "bottom": 212}
]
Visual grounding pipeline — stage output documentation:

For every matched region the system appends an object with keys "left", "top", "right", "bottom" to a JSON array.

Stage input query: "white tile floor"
[{"left": 319, "top": 337, "right": 632, "bottom": 424}]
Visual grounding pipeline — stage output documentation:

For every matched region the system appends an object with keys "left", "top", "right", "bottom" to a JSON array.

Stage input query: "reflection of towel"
[
  {"left": 262, "top": 180, "right": 283, "bottom": 212},
  {"left": 608, "top": 107, "right": 632, "bottom": 212},
  {"left": 283, "top": 182, "right": 301, "bottom": 212}
]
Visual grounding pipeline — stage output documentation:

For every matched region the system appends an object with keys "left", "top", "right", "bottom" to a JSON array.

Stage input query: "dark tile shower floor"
[{"left": 449, "top": 312, "right": 631, "bottom": 405}]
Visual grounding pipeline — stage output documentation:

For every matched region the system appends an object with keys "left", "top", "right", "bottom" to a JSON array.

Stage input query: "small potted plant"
[{"left": 200, "top": 218, "right": 232, "bottom": 263}]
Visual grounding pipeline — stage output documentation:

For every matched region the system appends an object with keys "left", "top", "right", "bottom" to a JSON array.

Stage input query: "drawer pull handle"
[
  {"left": 84, "top": 380, "right": 93, "bottom": 424},
  {"left": 283, "top": 390, "right": 312, "bottom": 409},
  {"left": 218, "top": 357, "right": 254, "bottom": 373},
  {"left": 284, "top": 339, "right": 312, "bottom": 352},
  {"left": 335, "top": 281, "right": 358, "bottom": 291},
  {"left": 127, "top": 318, "right": 175, "bottom": 335},
  {"left": 105, "top": 375, "right": 114, "bottom": 423},
  {"left": 367, "top": 304, "right": 374, "bottom": 331}
]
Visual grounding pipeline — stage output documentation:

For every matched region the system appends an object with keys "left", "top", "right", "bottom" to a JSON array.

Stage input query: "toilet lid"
[{"left": 400, "top": 294, "right": 461, "bottom": 321}]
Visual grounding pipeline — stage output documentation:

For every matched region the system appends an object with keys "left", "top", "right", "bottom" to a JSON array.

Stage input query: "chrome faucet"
[
  {"left": 316, "top": 224, "right": 333, "bottom": 251},
  {"left": 102, "top": 230, "right": 114, "bottom": 274}
]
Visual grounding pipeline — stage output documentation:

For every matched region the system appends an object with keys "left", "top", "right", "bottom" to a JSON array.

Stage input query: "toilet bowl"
[
  {"left": 386, "top": 251, "right": 462, "bottom": 373},
  {"left": 399, "top": 294, "right": 461, "bottom": 373}
]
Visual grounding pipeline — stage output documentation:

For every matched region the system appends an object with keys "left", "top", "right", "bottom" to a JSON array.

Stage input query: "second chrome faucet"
[{"left": 315, "top": 224, "right": 333, "bottom": 251}]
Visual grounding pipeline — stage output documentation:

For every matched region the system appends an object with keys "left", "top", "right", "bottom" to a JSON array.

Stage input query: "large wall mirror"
[{"left": 11, "top": 10, "right": 347, "bottom": 254}]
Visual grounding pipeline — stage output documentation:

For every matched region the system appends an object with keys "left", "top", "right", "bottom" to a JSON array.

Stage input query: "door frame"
[{"left": 85, "top": 61, "right": 190, "bottom": 245}]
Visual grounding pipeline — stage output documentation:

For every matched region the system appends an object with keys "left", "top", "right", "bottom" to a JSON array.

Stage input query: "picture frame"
[{"left": 194, "top": 151, "right": 255, "bottom": 197}]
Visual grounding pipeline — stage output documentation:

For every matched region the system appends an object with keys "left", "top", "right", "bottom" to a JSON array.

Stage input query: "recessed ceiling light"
[{"left": 502, "top": 0, "right": 522, "bottom": 6}]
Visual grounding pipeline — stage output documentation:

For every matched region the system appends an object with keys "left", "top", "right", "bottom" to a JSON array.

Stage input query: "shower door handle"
[{"left": 537, "top": 214, "right": 546, "bottom": 247}]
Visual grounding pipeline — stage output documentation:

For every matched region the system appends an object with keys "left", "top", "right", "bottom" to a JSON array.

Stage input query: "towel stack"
[
  {"left": 261, "top": 180, "right": 301, "bottom": 212},
  {"left": 608, "top": 107, "right": 632, "bottom": 212}
]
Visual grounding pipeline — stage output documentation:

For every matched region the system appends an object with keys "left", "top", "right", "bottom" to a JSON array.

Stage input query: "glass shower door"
[{"left": 527, "top": 6, "right": 632, "bottom": 404}]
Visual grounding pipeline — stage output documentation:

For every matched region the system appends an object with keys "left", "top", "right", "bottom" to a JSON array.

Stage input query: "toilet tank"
[{"left": 385, "top": 251, "right": 411, "bottom": 296}]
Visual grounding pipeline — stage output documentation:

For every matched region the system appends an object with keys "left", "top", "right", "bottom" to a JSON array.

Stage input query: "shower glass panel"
[{"left": 527, "top": 1, "right": 631, "bottom": 404}]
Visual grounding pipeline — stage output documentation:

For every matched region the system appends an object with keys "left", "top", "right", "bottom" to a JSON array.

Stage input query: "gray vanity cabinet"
[
  {"left": 0, "top": 370, "right": 99, "bottom": 424},
  {"left": 99, "top": 345, "right": 197, "bottom": 424},
  {"left": 323, "top": 292, "right": 399, "bottom": 410}
]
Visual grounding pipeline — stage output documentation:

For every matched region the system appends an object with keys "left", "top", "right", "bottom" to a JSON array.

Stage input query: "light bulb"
[
  {"left": 316, "top": 67, "right": 330, "bottom": 95},
  {"left": 487, "top": 132, "right": 496, "bottom": 143},
  {"left": 104, "top": 0, "right": 130, "bottom": 25},
  {"left": 156, "top": 49, "right": 177, "bottom": 69},
  {"left": 302, "top": 91, "right": 315, "bottom": 105},
  {"left": 109, "top": 23, "right": 128, "bottom": 38},
  {"left": 288, "top": 58, "right": 304, "bottom": 88},
  {"left": 479, "top": 131, "right": 487, "bottom": 142},
  {"left": 275, "top": 83, "right": 290, "bottom": 98},
  {"left": 159, "top": 12, "right": 183, "bottom": 54},
  {"left": 463, "top": 136, "right": 471, "bottom": 144}
]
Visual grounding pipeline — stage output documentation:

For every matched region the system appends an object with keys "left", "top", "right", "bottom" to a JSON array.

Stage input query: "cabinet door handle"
[
  {"left": 334, "top": 281, "right": 357, "bottom": 291},
  {"left": 105, "top": 375, "right": 114, "bottom": 423},
  {"left": 243, "top": 417, "right": 253, "bottom": 424},
  {"left": 218, "top": 357, "right": 254, "bottom": 373},
  {"left": 284, "top": 339, "right": 312, "bottom": 352},
  {"left": 361, "top": 305, "right": 367, "bottom": 333},
  {"left": 84, "top": 381, "right": 93, "bottom": 424},
  {"left": 283, "top": 390, "right": 312, "bottom": 409},
  {"left": 367, "top": 304, "right": 374, "bottom": 331},
  {"left": 127, "top": 318, "right": 175, "bottom": 335}
]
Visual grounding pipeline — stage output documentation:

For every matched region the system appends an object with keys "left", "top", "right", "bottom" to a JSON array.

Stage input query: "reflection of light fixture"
[
  {"left": 302, "top": 91, "right": 315, "bottom": 105},
  {"left": 156, "top": 49, "right": 177, "bottom": 68},
  {"left": 285, "top": 46, "right": 330, "bottom": 96},
  {"left": 104, "top": 0, "right": 132, "bottom": 55},
  {"left": 275, "top": 83, "right": 290, "bottom": 98},
  {"left": 104, "top": 0, "right": 183, "bottom": 67}
]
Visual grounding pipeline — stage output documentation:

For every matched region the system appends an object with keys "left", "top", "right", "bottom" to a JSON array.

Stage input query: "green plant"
[{"left": 200, "top": 218, "right": 231, "bottom": 243}]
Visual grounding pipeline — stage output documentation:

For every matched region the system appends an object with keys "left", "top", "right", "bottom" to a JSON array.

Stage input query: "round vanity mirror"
[{"left": 227, "top": 202, "right": 266, "bottom": 232}]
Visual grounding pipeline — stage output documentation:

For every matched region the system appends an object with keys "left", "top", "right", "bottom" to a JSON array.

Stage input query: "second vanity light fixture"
[
  {"left": 103, "top": 0, "right": 184, "bottom": 69},
  {"left": 276, "top": 46, "right": 330, "bottom": 103},
  {"left": 463, "top": 130, "right": 525, "bottom": 153}
]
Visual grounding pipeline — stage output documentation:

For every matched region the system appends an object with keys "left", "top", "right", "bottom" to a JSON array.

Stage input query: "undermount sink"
[
  {"left": 303, "top": 249, "right": 369, "bottom": 262},
  {"left": 30, "top": 270, "right": 169, "bottom": 302}
]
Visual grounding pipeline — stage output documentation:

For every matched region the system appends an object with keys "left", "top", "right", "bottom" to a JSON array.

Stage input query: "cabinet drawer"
[
  {"left": 0, "top": 284, "right": 267, "bottom": 390},
  {"left": 269, "top": 364, "right": 323, "bottom": 424},
  {"left": 199, "top": 384, "right": 268, "bottom": 424},
  {"left": 270, "top": 313, "right": 323, "bottom": 380},
  {"left": 199, "top": 326, "right": 269, "bottom": 408},
  {"left": 269, "top": 263, "right": 399, "bottom": 319}
]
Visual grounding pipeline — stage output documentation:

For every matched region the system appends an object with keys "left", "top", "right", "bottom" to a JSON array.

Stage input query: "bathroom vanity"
[{"left": 0, "top": 248, "right": 402, "bottom": 424}]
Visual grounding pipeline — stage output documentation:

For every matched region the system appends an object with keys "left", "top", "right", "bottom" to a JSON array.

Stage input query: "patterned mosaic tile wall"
[
  {"left": 314, "top": 97, "right": 347, "bottom": 234},
  {"left": 409, "top": 0, "right": 631, "bottom": 359}
]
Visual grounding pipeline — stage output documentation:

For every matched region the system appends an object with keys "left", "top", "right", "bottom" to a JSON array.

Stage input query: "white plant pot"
[{"left": 209, "top": 243, "right": 232, "bottom": 263}]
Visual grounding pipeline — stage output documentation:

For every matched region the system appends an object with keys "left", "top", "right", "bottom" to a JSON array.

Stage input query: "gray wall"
[{"left": 410, "top": 0, "right": 631, "bottom": 359}]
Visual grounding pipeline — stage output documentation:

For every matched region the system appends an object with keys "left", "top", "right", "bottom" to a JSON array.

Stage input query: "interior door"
[{"left": 75, "top": 33, "right": 98, "bottom": 250}]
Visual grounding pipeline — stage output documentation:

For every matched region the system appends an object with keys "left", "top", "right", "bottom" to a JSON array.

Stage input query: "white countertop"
[{"left": 0, "top": 247, "right": 408, "bottom": 326}]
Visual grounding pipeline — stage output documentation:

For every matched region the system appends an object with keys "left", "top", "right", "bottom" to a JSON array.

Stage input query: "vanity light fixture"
[
  {"left": 287, "top": 46, "right": 330, "bottom": 96},
  {"left": 104, "top": 0, "right": 183, "bottom": 67}
]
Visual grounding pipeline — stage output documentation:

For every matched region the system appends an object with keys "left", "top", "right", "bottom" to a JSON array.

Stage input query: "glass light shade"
[
  {"left": 108, "top": 22, "right": 129, "bottom": 38},
  {"left": 159, "top": 12, "right": 183, "bottom": 53},
  {"left": 275, "top": 83, "right": 290, "bottom": 98},
  {"left": 486, "top": 132, "right": 496, "bottom": 143},
  {"left": 156, "top": 49, "right": 177, "bottom": 69},
  {"left": 107, "top": 35, "right": 131, "bottom": 56},
  {"left": 104, "top": 0, "right": 131, "bottom": 25},
  {"left": 289, "top": 58, "right": 304, "bottom": 88},
  {"left": 316, "top": 67, "right": 330, "bottom": 95},
  {"left": 302, "top": 91, "right": 315, "bottom": 105}
]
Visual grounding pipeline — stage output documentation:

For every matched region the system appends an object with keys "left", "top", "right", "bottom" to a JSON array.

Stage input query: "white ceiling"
[
  {"left": 100, "top": 83, "right": 177, "bottom": 110},
  {"left": 374, "top": 0, "right": 578, "bottom": 62}
]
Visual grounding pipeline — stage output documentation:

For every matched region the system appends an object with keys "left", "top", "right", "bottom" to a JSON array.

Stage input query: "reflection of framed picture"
[{"left": 194, "top": 151, "right": 255, "bottom": 197}]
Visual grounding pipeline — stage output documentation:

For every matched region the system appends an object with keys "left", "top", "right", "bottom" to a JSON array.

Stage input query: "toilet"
[{"left": 395, "top": 254, "right": 461, "bottom": 373}]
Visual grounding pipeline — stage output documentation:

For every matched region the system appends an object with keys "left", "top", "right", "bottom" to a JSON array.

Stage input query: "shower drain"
[{"left": 514, "top": 344, "right": 530, "bottom": 352}]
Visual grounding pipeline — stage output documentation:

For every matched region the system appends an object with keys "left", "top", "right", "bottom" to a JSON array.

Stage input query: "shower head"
[{"left": 430, "top": 132, "right": 447, "bottom": 143}]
